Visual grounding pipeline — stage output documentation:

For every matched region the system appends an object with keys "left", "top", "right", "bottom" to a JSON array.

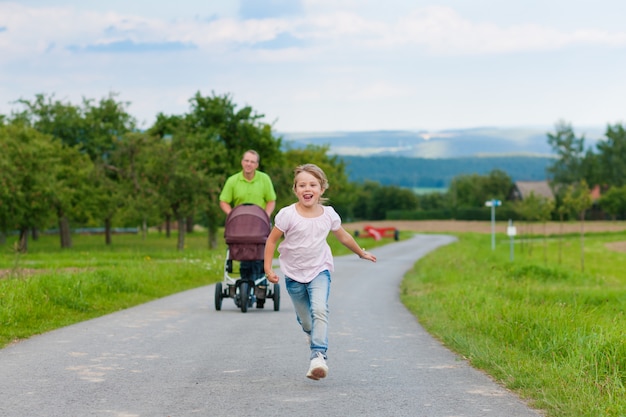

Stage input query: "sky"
[{"left": 1, "top": 0, "right": 626, "bottom": 134}]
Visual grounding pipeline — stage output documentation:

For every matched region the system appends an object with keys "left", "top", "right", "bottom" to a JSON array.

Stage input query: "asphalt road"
[{"left": 0, "top": 234, "right": 543, "bottom": 417}]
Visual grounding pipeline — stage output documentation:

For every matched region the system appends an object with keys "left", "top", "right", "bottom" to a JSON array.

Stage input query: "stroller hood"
[{"left": 224, "top": 204, "right": 271, "bottom": 244}]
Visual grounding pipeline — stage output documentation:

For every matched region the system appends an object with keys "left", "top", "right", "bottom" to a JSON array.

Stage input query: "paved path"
[{"left": 0, "top": 235, "right": 543, "bottom": 417}]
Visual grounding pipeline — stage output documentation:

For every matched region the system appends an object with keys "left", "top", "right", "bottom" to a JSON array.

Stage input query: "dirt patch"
[
  {"left": 345, "top": 220, "right": 626, "bottom": 253},
  {"left": 0, "top": 267, "right": 89, "bottom": 280},
  {"left": 344, "top": 220, "right": 626, "bottom": 235},
  {"left": 0, "top": 268, "right": 40, "bottom": 279},
  {"left": 605, "top": 241, "right": 626, "bottom": 253}
]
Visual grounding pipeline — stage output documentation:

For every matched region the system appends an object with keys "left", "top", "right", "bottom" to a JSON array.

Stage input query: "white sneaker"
[{"left": 306, "top": 352, "right": 328, "bottom": 380}]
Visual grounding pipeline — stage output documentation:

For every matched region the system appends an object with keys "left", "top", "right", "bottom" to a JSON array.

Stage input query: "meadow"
[
  {"left": 2, "top": 225, "right": 625, "bottom": 416},
  {"left": 401, "top": 229, "right": 626, "bottom": 417}
]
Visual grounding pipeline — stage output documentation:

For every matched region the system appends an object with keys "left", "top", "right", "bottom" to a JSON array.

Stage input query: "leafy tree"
[
  {"left": 15, "top": 92, "right": 137, "bottom": 245},
  {"left": 448, "top": 169, "right": 513, "bottom": 209},
  {"left": 178, "top": 129, "right": 229, "bottom": 250},
  {"left": 84, "top": 94, "right": 137, "bottom": 244},
  {"left": 351, "top": 181, "right": 379, "bottom": 221},
  {"left": 368, "top": 185, "right": 419, "bottom": 220},
  {"left": 514, "top": 192, "right": 541, "bottom": 255},
  {"left": 82, "top": 93, "right": 136, "bottom": 161},
  {"left": 536, "top": 196, "right": 555, "bottom": 263},
  {"left": 598, "top": 185, "right": 626, "bottom": 220},
  {"left": 595, "top": 123, "right": 626, "bottom": 188},
  {"left": 0, "top": 122, "right": 64, "bottom": 252},
  {"left": 108, "top": 132, "right": 167, "bottom": 239},
  {"left": 15, "top": 94, "right": 86, "bottom": 147},
  {"left": 546, "top": 121, "right": 586, "bottom": 187},
  {"left": 13, "top": 94, "right": 90, "bottom": 246},
  {"left": 149, "top": 125, "right": 228, "bottom": 251},
  {"left": 186, "top": 91, "right": 283, "bottom": 168},
  {"left": 350, "top": 181, "right": 418, "bottom": 220},
  {"left": 49, "top": 144, "right": 94, "bottom": 248},
  {"left": 417, "top": 191, "right": 449, "bottom": 211},
  {"left": 183, "top": 92, "right": 282, "bottom": 247}
]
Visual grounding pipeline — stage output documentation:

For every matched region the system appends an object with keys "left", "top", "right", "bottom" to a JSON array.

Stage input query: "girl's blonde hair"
[{"left": 293, "top": 163, "right": 329, "bottom": 204}]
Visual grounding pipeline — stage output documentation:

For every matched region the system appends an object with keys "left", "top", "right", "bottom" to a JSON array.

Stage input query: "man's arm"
[
  {"left": 265, "top": 200, "right": 276, "bottom": 217},
  {"left": 219, "top": 201, "right": 232, "bottom": 216}
]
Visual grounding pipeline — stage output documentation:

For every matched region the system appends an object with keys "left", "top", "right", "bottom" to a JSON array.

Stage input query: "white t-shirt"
[{"left": 274, "top": 203, "right": 342, "bottom": 283}]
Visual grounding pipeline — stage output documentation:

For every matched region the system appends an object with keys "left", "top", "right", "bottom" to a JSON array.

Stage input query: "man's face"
[{"left": 241, "top": 152, "right": 259, "bottom": 175}]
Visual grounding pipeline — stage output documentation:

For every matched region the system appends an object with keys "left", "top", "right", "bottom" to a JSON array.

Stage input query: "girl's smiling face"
[{"left": 294, "top": 171, "right": 324, "bottom": 207}]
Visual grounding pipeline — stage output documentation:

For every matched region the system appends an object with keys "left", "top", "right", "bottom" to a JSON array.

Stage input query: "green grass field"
[{"left": 401, "top": 230, "right": 626, "bottom": 417}]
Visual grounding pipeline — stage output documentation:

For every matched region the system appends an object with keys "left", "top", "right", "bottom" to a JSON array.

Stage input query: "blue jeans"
[{"left": 285, "top": 270, "right": 331, "bottom": 360}]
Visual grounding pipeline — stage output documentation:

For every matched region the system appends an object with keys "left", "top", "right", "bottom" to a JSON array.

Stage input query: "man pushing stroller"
[{"left": 219, "top": 150, "right": 276, "bottom": 308}]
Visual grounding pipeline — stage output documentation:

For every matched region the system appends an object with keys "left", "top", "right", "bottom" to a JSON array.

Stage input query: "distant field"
[
  {"left": 345, "top": 219, "right": 626, "bottom": 236},
  {"left": 412, "top": 187, "right": 447, "bottom": 195}
]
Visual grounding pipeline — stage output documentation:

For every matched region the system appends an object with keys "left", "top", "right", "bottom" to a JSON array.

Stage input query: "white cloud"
[
  {"left": 2, "top": 1, "right": 626, "bottom": 132},
  {"left": 379, "top": 7, "right": 626, "bottom": 55},
  {"left": 4, "top": 2, "right": 626, "bottom": 61}
]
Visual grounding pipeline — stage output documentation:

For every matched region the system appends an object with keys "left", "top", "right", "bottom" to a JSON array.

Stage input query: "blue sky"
[{"left": 1, "top": 0, "right": 625, "bottom": 134}]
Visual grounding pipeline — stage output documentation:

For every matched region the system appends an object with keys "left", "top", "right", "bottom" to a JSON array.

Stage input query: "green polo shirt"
[{"left": 219, "top": 170, "right": 276, "bottom": 209}]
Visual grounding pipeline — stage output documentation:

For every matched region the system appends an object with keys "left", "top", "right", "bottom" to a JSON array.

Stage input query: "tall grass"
[
  {"left": 401, "top": 231, "right": 626, "bottom": 417},
  {"left": 0, "top": 232, "right": 224, "bottom": 347}
]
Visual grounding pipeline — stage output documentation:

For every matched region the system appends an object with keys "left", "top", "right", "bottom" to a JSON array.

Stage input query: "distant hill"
[
  {"left": 279, "top": 126, "right": 604, "bottom": 158},
  {"left": 278, "top": 126, "right": 604, "bottom": 188},
  {"left": 339, "top": 155, "right": 553, "bottom": 188}
]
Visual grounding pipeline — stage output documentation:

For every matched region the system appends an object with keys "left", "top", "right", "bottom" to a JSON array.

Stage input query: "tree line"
[
  {"left": 2, "top": 92, "right": 625, "bottom": 254},
  {"left": 0, "top": 92, "right": 364, "bottom": 252},
  {"left": 341, "top": 155, "right": 553, "bottom": 188},
  {"left": 382, "top": 120, "right": 626, "bottom": 225}
]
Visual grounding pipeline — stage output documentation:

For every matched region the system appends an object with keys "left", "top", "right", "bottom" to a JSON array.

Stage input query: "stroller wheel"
[
  {"left": 273, "top": 283, "right": 280, "bottom": 311},
  {"left": 240, "top": 282, "right": 249, "bottom": 313},
  {"left": 214, "top": 282, "right": 223, "bottom": 311}
]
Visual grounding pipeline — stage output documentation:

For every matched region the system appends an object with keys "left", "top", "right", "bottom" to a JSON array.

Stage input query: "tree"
[
  {"left": 13, "top": 94, "right": 90, "bottom": 247},
  {"left": 187, "top": 92, "right": 282, "bottom": 168},
  {"left": 448, "top": 169, "right": 513, "bottom": 209},
  {"left": 368, "top": 185, "right": 419, "bottom": 220},
  {"left": 562, "top": 181, "right": 592, "bottom": 271},
  {"left": 150, "top": 112, "right": 230, "bottom": 249},
  {"left": 546, "top": 121, "right": 586, "bottom": 186},
  {"left": 537, "top": 196, "right": 555, "bottom": 263},
  {"left": 15, "top": 92, "right": 137, "bottom": 246},
  {"left": 108, "top": 132, "right": 167, "bottom": 239},
  {"left": 595, "top": 123, "right": 626, "bottom": 188},
  {"left": 83, "top": 94, "right": 136, "bottom": 244},
  {"left": 49, "top": 144, "right": 94, "bottom": 248},
  {"left": 150, "top": 125, "right": 229, "bottom": 251},
  {"left": 0, "top": 122, "right": 64, "bottom": 252},
  {"left": 598, "top": 185, "right": 626, "bottom": 220},
  {"left": 183, "top": 92, "right": 283, "bottom": 248}
]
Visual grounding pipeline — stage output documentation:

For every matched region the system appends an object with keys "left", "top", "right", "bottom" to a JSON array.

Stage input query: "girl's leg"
[
  {"left": 306, "top": 271, "right": 331, "bottom": 359},
  {"left": 285, "top": 271, "right": 331, "bottom": 359},
  {"left": 285, "top": 277, "right": 312, "bottom": 337}
]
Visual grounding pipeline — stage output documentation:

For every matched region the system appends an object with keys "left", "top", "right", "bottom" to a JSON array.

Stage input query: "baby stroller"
[{"left": 214, "top": 204, "right": 280, "bottom": 313}]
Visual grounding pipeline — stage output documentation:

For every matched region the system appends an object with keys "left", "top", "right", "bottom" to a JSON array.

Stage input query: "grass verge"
[{"left": 401, "top": 231, "right": 626, "bottom": 417}]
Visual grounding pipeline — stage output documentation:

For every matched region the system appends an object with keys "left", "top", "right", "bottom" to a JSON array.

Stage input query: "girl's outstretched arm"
[
  {"left": 333, "top": 227, "right": 377, "bottom": 262},
  {"left": 264, "top": 226, "right": 284, "bottom": 283}
]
